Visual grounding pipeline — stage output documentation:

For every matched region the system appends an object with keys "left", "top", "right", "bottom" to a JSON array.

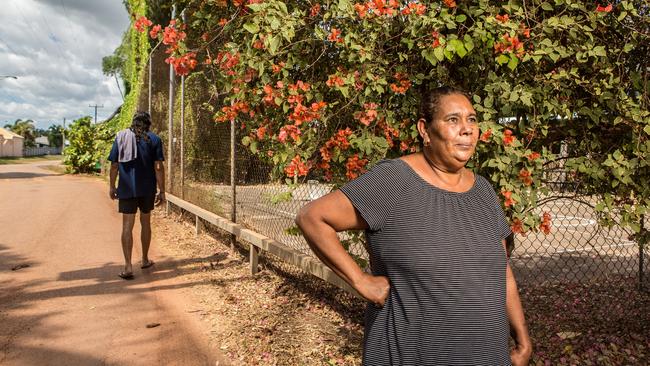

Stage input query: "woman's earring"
[{"left": 424, "top": 138, "right": 430, "bottom": 147}]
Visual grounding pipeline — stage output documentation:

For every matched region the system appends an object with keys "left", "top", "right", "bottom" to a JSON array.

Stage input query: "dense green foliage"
[
  {"left": 132, "top": 0, "right": 648, "bottom": 239},
  {"left": 63, "top": 117, "right": 113, "bottom": 173}
]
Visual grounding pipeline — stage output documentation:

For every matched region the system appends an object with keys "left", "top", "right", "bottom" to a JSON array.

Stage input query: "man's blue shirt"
[{"left": 108, "top": 131, "right": 165, "bottom": 199}]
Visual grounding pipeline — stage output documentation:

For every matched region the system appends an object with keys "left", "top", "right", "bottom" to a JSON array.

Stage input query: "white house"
[
  {"left": 35, "top": 136, "right": 50, "bottom": 147},
  {"left": 0, "top": 127, "right": 24, "bottom": 157}
]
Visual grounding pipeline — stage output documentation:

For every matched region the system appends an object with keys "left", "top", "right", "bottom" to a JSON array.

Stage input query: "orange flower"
[
  {"left": 596, "top": 4, "right": 612, "bottom": 12},
  {"left": 354, "top": 3, "right": 368, "bottom": 18},
  {"left": 150, "top": 24, "right": 162, "bottom": 39},
  {"left": 511, "top": 218, "right": 524, "bottom": 234},
  {"left": 328, "top": 28, "right": 343, "bottom": 43},
  {"left": 134, "top": 16, "right": 153, "bottom": 32},
  {"left": 502, "top": 190, "right": 516, "bottom": 208},
  {"left": 402, "top": 2, "right": 426, "bottom": 15},
  {"left": 346, "top": 154, "right": 368, "bottom": 180},
  {"left": 527, "top": 152, "right": 540, "bottom": 161},
  {"left": 353, "top": 103, "right": 379, "bottom": 126},
  {"left": 495, "top": 14, "right": 509, "bottom": 23},
  {"left": 502, "top": 129, "right": 516, "bottom": 146},
  {"left": 218, "top": 18, "right": 228, "bottom": 27},
  {"left": 442, "top": 0, "right": 456, "bottom": 8},
  {"left": 285, "top": 155, "right": 309, "bottom": 177},
  {"left": 390, "top": 73, "right": 411, "bottom": 94},
  {"left": 519, "top": 168, "right": 533, "bottom": 186},
  {"left": 310, "top": 4, "right": 321, "bottom": 17},
  {"left": 326, "top": 74, "right": 345, "bottom": 88},
  {"left": 480, "top": 128, "right": 492, "bottom": 142}
]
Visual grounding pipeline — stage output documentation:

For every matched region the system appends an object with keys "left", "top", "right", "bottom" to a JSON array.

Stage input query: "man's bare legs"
[
  {"left": 121, "top": 213, "right": 136, "bottom": 275},
  {"left": 140, "top": 212, "right": 153, "bottom": 267}
]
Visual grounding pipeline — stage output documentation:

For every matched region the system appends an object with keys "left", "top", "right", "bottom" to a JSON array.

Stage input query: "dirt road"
[{"left": 0, "top": 161, "right": 225, "bottom": 365}]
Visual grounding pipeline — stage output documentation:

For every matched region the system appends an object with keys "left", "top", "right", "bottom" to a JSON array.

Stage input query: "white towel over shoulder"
[{"left": 116, "top": 129, "right": 137, "bottom": 162}]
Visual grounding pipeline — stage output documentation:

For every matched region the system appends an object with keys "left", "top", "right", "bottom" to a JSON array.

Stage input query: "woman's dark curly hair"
[
  {"left": 130, "top": 111, "right": 151, "bottom": 143},
  {"left": 417, "top": 86, "right": 472, "bottom": 146}
]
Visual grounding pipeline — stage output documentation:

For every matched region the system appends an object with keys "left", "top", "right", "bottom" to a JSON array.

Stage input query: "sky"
[{"left": 0, "top": 0, "right": 130, "bottom": 130}]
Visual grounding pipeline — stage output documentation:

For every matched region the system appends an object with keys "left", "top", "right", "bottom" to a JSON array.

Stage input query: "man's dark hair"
[
  {"left": 130, "top": 111, "right": 151, "bottom": 143},
  {"left": 417, "top": 86, "right": 472, "bottom": 146}
]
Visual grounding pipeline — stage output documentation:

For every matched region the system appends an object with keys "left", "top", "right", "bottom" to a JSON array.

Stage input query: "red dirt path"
[{"left": 0, "top": 161, "right": 227, "bottom": 365}]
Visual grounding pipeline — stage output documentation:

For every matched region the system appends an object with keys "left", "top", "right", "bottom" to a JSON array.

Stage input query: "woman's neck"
[{"left": 421, "top": 151, "right": 465, "bottom": 188}]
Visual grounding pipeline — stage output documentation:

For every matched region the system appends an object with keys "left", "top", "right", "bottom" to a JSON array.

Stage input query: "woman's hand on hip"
[
  {"left": 355, "top": 273, "right": 390, "bottom": 307},
  {"left": 510, "top": 343, "right": 532, "bottom": 366}
]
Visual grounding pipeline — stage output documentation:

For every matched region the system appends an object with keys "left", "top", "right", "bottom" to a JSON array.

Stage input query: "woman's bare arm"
[
  {"left": 295, "top": 190, "right": 390, "bottom": 305},
  {"left": 503, "top": 240, "right": 532, "bottom": 365}
]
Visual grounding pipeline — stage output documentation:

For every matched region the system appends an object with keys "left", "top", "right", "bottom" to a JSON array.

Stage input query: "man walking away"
[{"left": 108, "top": 111, "right": 165, "bottom": 280}]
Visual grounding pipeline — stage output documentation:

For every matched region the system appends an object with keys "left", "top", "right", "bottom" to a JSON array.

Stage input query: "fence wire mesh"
[{"left": 142, "top": 54, "right": 646, "bottom": 291}]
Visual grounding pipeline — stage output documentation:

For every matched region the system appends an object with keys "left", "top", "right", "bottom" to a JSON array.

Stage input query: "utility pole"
[{"left": 89, "top": 104, "right": 104, "bottom": 124}]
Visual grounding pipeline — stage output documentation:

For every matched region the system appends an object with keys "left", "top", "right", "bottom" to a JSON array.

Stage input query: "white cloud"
[{"left": 0, "top": 0, "right": 129, "bottom": 129}]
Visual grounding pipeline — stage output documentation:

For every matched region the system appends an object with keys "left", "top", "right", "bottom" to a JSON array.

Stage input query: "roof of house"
[
  {"left": 0, "top": 127, "right": 24, "bottom": 140},
  {"left": 35, "top": 136, "right": 49, "bottom": 145}
]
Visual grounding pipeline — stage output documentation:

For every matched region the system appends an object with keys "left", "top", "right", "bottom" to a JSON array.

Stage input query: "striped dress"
[{"left": 340, "top": 159, "right": 512, "bottom": 366}]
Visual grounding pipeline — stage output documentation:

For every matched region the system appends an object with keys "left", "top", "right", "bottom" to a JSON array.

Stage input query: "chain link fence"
[{"left": 139, "top": 45, "right": 647, "bottom": 292}]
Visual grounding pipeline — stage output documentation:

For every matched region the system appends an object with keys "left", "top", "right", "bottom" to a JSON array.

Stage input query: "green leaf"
[
  {"left": 449, "top": 39, "right": 467, "bottom": 58},
  {"left": 242, "top": 136, "right": 251, "bottom": 146},
  {"left": 507, "top": 55, "right": 519, "bottom": 70},
  {"left": 541, "top": 2, "right": 553, "bottom": 11},
  {"left": 434, "top": 46, "right": 445, "bottom": 61},
  {"left": 243, "top": 22, "right": 259, "bottom": 34},
  {"left": 268, "top": 35, "right": 281, "bottom": 55},
  {"left": 496, "top": 54, "right": 509, "bottom": 65},
  {"left": 455, "top": 14, "right": 467, "bottom": 22},
  {"left": 250, "top": 141, "right": 258, "bottom": 154},
  {"left": 338, "top": 0, "right": 351, "bottom": 12},
  {"left": 644, "top": 125, "right": 650, "bottom": 135}
]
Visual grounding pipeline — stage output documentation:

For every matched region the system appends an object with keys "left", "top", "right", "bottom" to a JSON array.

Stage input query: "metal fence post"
[
  {"left": 640, "top": 215, "right": 646, "bottom": 291},
  {"left": 230, "top": 118, "right": 237, "bottom": 251},
  {"left": 167, "top": 5, "right": 176, "bottom": 201},
  {"left": 180, "top": 10, "right": 186, "bottom": 200}
]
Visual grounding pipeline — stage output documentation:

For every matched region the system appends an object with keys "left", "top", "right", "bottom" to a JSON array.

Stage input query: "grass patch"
[{"left": 0, "top": 155, "right": 63, "bottom": 165}]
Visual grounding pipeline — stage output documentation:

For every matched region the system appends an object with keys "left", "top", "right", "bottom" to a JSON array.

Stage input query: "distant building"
[
  {"left": 0, "top": 127, "right": 24, "bottom": 157},
  {"left": 35, "top": 136, "right": 50, "bottom": 147}
]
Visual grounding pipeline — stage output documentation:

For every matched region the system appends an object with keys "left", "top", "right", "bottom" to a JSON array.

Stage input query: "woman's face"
[{"left": 418, "top": 93, "right": 479, "bottom": 171}]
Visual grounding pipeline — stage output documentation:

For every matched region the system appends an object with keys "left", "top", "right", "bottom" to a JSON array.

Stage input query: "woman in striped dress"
[{"left": 296, "top": 86, "right": 532, "bottom": 365}]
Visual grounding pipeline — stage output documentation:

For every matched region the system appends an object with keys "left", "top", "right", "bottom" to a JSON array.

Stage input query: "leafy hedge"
[{"left": 131, "top": 0, "right": 648, "bottom": 240}]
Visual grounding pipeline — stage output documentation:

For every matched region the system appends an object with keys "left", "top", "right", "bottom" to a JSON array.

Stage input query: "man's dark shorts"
[{"left": 118, "top": 195, "right": 156, "bottom": 214}]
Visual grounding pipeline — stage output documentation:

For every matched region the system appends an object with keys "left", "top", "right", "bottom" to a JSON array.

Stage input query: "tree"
[
  {"left": 47, "top": 124, "right": 64, "bottom": 148},
  {"left": 6, "top": 119, "right": 36, "bottom": 148},
  {"left": 102, "top": 46, "right": 127, "bottom": 100},
  {"left": 63, "top": 117, "right": 113, "bottom": 173}
]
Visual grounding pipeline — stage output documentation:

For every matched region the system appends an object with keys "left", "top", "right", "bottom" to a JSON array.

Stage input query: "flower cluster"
[
  {"left": 319, "top": 128, "right": 354, "bottom": 180},
  {"left": 346, "top": 154, "right": 368, "bottom": 180},
  {"left": 354, "top": 0, "right": 400, "bottom": 18},
  {"left": 134, "top": 16, "right": 152, "bottom": 32},
  {"left": 494, "top": 33, "right": 525, "bottom": 58},
  {"left": 165, "top": 52, "right": 197, "bottom": 76},
  {"left": 285, "top": 155, "right": 309, "bottom": 178},
  {"left": 502, "top": 129, "right": 516, "bottom": 146},
  {"left": 353, "top": 103, "right": 379, "bottom": 126},
  {"left": 596, "top": 3, "right": 613, "bottom": 13},
  {"left": 519, "top": 168, "right": 533, "bottom": 186},
  {"left": 215, "top": 101, "right": 251, "bottom": 123},
  {"left": 390, "top": 72, "right": 411, "bottom": 94},
  {"left": 480, "top": 128, "right": 492, "bottom": 142},
  {"left": 502, "top": 190, "right": 516, "bottom": 208},
  {"left": 401, "top": 2, "right": 426, "bottom": 16}
]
